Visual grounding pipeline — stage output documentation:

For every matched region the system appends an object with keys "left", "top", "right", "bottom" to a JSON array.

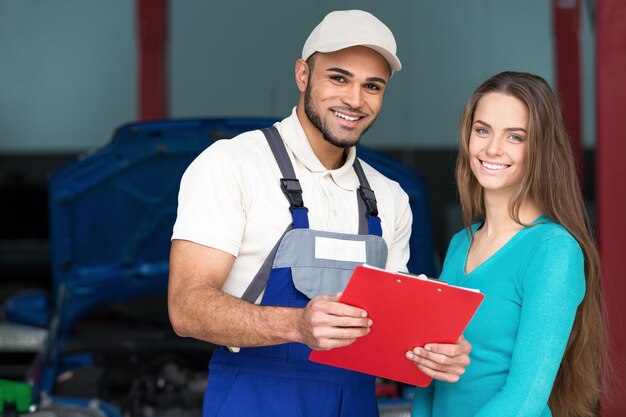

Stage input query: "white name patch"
[{"left": 314, "top": 237, "right": 367, "bottom": 263}]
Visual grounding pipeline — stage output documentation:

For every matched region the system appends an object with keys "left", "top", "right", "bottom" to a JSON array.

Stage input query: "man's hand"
[
  {"left": 298, "top": 294, "right": 372, "bottom": 350},
  {"left": 405, "top": 335, "right": 472, "bottom": 383}
]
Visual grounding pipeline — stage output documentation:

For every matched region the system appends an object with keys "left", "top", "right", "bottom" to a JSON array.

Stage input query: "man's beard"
[{"left": 303, "top": 83, "right": 374, "bottom": 149}]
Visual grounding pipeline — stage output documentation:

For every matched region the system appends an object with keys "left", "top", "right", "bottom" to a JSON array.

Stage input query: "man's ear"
[{"left": 295, "top": 59, "right": 309, "bottom": 93}]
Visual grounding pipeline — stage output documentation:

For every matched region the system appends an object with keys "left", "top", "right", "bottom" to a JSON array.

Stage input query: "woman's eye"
[
  {"left": 508, "top": 135, "right": 523, "bottom": 143},
  {"left": 476, "top": 128, "right": 489, "bottom": 135}
]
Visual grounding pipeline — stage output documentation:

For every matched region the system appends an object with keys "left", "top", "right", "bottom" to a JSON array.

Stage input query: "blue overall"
[{"left": 203, "top": 127, "right": 389, "bottom": 417}]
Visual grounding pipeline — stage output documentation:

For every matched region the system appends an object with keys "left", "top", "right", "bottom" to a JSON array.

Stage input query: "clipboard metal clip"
[{"left": 396, "top": 271, "right": 446, "bottom": 283}]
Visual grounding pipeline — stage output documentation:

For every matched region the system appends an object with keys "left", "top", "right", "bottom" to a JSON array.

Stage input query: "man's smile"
[{"left": 334, "top": 110, "right": 361, "bottom": 121}]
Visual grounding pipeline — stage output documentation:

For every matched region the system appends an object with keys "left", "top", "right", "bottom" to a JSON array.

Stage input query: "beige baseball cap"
[{"left": 302, "top": 10, "right": 402, "bottom": 72}]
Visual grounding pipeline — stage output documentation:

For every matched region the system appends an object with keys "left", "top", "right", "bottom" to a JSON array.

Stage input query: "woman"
[{"left": 409, "top": 71, "right": 606, "bottom": 417}]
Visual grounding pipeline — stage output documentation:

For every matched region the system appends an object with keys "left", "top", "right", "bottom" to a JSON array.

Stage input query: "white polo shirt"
[{"left": 172, "top": 107, "right": 412, "bottom": 299}]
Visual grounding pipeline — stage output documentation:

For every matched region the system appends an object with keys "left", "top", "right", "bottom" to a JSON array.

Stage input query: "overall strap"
[
  {"left": 241, "top": 128, "right": 383, "bottom": 303},
  {"left": 262, "top": 125, "right": 382, "bottom": 236},
  {"left": 241, "top": 224, "right": 292, "bottom": 303},
  {"left": 242, "top": 126, "right": 305, "bottom": 303},
  {"left": 353, "top": 158, "right": 383, "bottom": 237},
  {"left": 261, "top": 126, "right": 309, "bottom": 229}
]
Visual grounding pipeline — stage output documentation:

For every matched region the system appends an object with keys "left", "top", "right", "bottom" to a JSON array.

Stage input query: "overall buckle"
[
  {"left": 280, "top": 178, "right": 305, "bottom": 209},
  {"left": 359, "top": 186, "right": 379, "bottom": 217}
]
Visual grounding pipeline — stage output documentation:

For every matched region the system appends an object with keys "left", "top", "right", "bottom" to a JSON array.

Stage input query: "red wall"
[
  {"left": 553, "top": 0, "right": 583, "bottom": 179},
  {"left": 597, "top": 0, "right": 626, "bottom": 414},
  {"left": 137, "top": 0, "right": 167, "bottom": 120}
]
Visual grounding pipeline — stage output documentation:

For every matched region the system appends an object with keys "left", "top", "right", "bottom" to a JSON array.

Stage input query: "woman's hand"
[{"left": 406, "top": 335, "right": 472, "bottom": 383}]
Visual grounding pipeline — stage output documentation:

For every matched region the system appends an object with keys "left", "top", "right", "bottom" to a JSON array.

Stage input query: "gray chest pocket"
[{"left": 273, "top": 229, "right": 388, "bottom": 299}]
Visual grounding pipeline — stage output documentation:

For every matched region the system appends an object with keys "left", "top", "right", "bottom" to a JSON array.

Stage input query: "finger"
[
  {"left": 311, "top": 315, "right": 372, "bottom": 330},
  {"left": 418, "top": 347, "right": 452, "bottom": 366},
  {"left": 307, "top": 306, "right": 372, "bottom": 327},
  {"left": 410, "top": 347, "right": 470, "bottom": 373},
  {"left": 405, "top": 350, "right": 420, "bottom": 363},
  {"left": 309, "top": 296, "right": 359, "bottom": 313},
  {"left": 411, "top": 351, "right": 454, "bottom": 371},
  {"left": 414, "top": 346, "right": 470, "bottom": 368},
  {"left": 424, "top": 335, "right": 471, "bottom": 357},
  {"left": 311, "top": 325, "right": 370, "bottom": 346},
  {"left": 330, "top": 315, "right": 372, "bottom": 328},
  {"left": 319, "top": 298, "right": 369, "bottom": 319},
  {"left": 406, "top": 348, "right": 444, "bottom": 368},
  {"left": 409, "top": 351, "right": 466, "bottom": 377},
  {"left": 318, "top": 324, "right": 371, "bottom": 339},
  {"left": 421, "top": 343, "right": 462, "bottom": 357},
  {"left": 415, "top": 363, "right": 464, "bottom": 383}
]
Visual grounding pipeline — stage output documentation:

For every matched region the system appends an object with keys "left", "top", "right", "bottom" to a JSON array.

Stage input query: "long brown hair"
[{"left": 456, "top": 71, "right": 607, "bottom": 417}]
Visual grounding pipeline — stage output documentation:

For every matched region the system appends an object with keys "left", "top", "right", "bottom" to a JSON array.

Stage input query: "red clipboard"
[{"left": 308, "top": 264, "right": 485, "bottom": 387}]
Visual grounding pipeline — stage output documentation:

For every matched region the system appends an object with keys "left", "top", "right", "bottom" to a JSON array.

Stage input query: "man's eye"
[
  {"left": 364, "top": 84, "right": 380, "bottom": 91},
  {"left": 330, "top": 76, "right": 346, "bottom": 83}
]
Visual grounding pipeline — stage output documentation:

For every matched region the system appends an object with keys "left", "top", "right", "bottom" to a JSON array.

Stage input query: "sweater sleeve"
[{"left": 473, "top": 235, "right": 585, "bottom": 417}]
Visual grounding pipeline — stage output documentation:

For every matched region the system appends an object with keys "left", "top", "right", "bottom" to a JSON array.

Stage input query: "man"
[{"left": 168, "top": 10, "right": 471, "bottom": 417}]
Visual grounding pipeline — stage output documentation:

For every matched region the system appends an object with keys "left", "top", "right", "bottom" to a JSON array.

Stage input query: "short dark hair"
[{"left": 305, "top": 53, "right": 318, "bottom": 72}]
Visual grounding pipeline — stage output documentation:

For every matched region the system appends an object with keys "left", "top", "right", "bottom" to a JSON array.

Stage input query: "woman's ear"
[{"left": 295, "top": 59, "right": 309, "bottom": 93}]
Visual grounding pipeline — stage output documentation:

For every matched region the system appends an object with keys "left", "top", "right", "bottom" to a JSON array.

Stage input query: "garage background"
[{"left": 0, "top": 0, "right": 624, "bottom": 415}]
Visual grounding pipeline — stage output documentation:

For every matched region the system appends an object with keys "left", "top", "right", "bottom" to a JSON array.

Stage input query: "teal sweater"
[{"left": 412, "top": 217, "right": 585, "bottom": 417}]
